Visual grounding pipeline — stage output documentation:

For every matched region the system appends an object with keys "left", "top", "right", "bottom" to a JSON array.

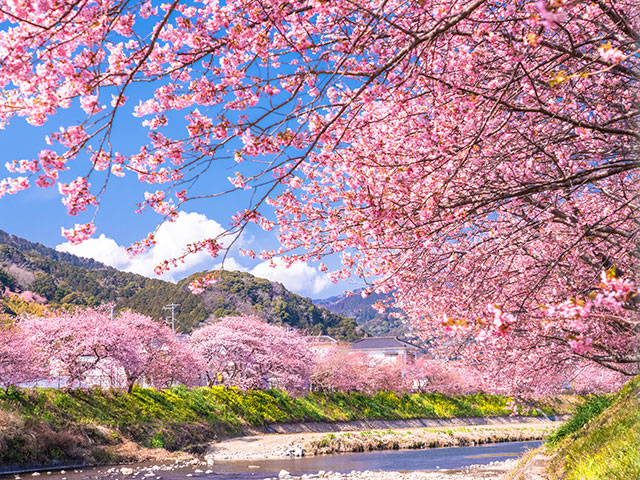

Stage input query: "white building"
[{"left": 348, "top": 336, "right": 423, "bottom": 365}]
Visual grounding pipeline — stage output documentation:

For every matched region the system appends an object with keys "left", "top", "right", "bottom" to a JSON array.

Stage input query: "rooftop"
[
  {"left": 308, "top": 335, "right": 339, "bottom": 344},
  {"left": 349, "top": 336, "right": 422, "bottom": 351}
]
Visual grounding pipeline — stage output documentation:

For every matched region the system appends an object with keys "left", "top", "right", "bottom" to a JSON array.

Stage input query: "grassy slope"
[
  {"left": 546, "top": 376, "right": 640, "bottom": 480},
  {"left": 0, "top": 386, "right": 565, "bottom": 468}
]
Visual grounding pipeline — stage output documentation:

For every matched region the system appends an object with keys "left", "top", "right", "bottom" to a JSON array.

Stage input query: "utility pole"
[{"left": 163, "top": 303, "right": 180, "bottom": 331}]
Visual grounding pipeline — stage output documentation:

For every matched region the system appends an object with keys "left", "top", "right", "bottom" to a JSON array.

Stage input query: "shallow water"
[
  {"left": 211, "top": 441, "right": 541, "bottom": 477},
  {"left": 8, "top": 441, "right": 541, "bottom": 480}
]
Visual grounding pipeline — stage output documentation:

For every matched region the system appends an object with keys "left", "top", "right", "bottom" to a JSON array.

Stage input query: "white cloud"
[
  {"left": 57, "top": 234, "right": 130, "bottom": 270},
  {"left": 250, "top": 258, "right": 332, "bottom": 297},
  {"left": 56, "top": 212, "right": 335, "bottom": 297},
  {"left": 56, "top": 212, "right": 239, "bottom": 282}
]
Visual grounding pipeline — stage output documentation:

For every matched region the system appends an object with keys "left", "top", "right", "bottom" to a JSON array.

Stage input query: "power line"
[{"left": 163, "top": 303, "right": 180, "bottom": 331}]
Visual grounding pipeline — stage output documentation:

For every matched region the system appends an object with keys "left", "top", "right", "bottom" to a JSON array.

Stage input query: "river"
[
  {"left": 212, "top": 441, "right": 541, "bottom": 477},
  {"left": 7, "top": 441, "right": 541, "bottom": 480}
]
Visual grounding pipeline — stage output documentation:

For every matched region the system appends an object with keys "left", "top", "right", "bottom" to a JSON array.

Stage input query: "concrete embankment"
[{"left": 265, "top": 414, "right": 569, "bottom": 434}]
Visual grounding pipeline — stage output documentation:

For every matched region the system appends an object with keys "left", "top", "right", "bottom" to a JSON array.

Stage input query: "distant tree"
[
  {"left": 311, "top": 346, "right": 371, "bottom": 392},
  {"left": 190, "top": 316, "right": 312, "bottom": 394},
  {"left": 0, "top": 325, "right": 45, "bottom": 391},
  {"left": 311, "top": 345, "right": 406, "bottom": 393},
  {"left": 0, "top": 269, "right": 17, "bottom": 292},
  {"left": 403, "top": 358, "right": 480, "bottom": 395},
  {"left": 460, "top": 334, "right": 632, "bottom": 399},
  {"left": 20, "top": 306, "right": 198, "bottom": 390},
  {"left": 569, "top": 363, "right": 628, "bottom": 395},
  {"left": 29, "top": 273, "right": 57, "bottom": 300}
]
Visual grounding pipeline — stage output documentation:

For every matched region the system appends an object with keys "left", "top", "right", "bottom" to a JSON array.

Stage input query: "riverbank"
[
  {"left": 206, "top": 421, "right": 557, "bottom": 461},
  {"left": 504, "top": 376, "right": 640, "bottom": 480},
  {"left": 0, "top": 386, "right": 572, "bottom": 471}
]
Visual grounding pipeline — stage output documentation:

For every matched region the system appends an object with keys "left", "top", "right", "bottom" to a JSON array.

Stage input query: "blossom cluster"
[{"left": 0, "top": 0, "right": 635, "bottom": 375}]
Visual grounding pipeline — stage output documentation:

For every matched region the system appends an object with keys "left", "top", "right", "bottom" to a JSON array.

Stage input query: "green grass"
[
  {"left": 546, "top": 376, "right": 640, "bottom": 480},
  {"left": 0, "top": 387, "right": 545, "bottom": 429},
  {"left": 0, "top": 385, "right": 568, "bottom": 467},
  {"left": 546, "top": 394, "right": 612, "bottom": 446}
]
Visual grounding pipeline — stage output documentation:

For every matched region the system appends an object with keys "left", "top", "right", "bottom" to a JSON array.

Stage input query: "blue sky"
[
  {"left": 0, "top": 3, "right": 367, "bottom": 300},
  {"left": 0, "top": 106, "right": 351, "bottom": 299}
]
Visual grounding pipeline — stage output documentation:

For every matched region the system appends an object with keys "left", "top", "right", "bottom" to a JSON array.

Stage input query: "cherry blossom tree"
[
  {"left": 190, "top": 316, "right": 312, "bottom": 393},
  {"left": 0, "top": 0, "right": 637, "bottom": 376},
  {"left": 20, "top": 306, "right": 114, "bottom": 388},
  {"left": 311, "top": 344, "right": 407, "bottom": 393},
  {"left": 20, "top": 306, "right": 198, "bottom": 390},
  {"left": 106, "top": 310, "right": 202, "bottom": 391},
  {"left": 0, "top": 325, "right": 46, "bottom": 391}
]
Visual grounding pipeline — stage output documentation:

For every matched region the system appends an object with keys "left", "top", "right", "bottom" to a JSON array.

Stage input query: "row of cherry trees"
[
  {"left": 1, "top": 306, "right": 201, "bottom": 392},
  {"left": 0, "top": 308, "right": 627, "bottom": 396}
]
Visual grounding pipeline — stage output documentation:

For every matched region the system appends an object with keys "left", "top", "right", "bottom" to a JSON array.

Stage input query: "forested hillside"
[
  {"left": 315, "top": 290, "right": 409, "bottom": 337},
  {"left": 0, "top": 230, "right": 107, "bottom": 270},
  {"left": 0, "top": 241, "right": 210, "bottom": 329},
  {"left": 0, "top": 230, "right": 362, "bottom": 339},
  {"left": 180, "top": 270, "right": 362, "bottom": 340}
]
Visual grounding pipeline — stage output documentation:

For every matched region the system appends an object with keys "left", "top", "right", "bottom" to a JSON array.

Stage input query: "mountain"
[
  {"left": 314, "top": 289, "right": 411, "bottom": 337},
  {"left": 0, "top": 230, "right": 109, "bottom": 270},
  {"left": 0, "top": 230, "right": 362, "bottom": 340},
  {"left": 180, "top": 270, "right": 362, "bottom": 341}
]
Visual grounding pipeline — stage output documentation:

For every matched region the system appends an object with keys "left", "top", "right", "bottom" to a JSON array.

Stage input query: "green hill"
[
  {"left": 0, "top": 230, "right": 362, "bottom": 339},
  {"left": 180, "top": 270, "right": 362, "bottom": 340},
  {"left": 0, "top": 241, "right": 209, "bottom": 330}
]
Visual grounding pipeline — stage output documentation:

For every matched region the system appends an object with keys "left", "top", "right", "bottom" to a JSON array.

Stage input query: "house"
[
  {"left": 349, "top": 336, "right": 424, "bottom": 365},
  {"left": 308, "top": 335, "right": 340, "bottom": 353}
]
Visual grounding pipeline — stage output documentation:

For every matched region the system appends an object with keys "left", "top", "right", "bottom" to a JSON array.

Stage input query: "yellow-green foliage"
[
  {"left": 547, "top": 376, "right": 640, "bottom": 480},
  {"left": 0, "top": 385, "right": 567, "bottom": 467},
  {"left": 0, "top": 386, "right": 555, "bottom": 431},
  {"left": 0, "top": 294, "right": 48, "bottom": 318}
]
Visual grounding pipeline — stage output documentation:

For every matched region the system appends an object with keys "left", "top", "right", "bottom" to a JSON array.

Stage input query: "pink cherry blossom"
[
  {"left": 0, "top": 325, "right": 45, "bottom": 390},
  {"left": 61, "top": 222, "right": 97, "bottom": 244},
  {"left": 20, "top": 306, "right": 199, "bottom": 391},
  {"left": 0, "top": 0, "right": 635, "bottom": 383},
  {"left": 190, "top": 316, "right": 312, "bottom": 393}
]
